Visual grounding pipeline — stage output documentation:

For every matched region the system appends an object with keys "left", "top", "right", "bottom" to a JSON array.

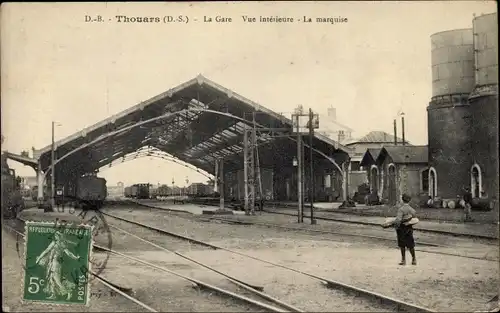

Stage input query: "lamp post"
[
  {"left": 294, "top": 113, "right": 304, "bottom": 224},
  {"left": 50, "top": 121, "right": 62, "bottom": 210}
]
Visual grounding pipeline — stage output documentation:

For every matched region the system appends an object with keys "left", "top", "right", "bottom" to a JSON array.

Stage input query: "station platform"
[
  {"left": 266, "top": 205, "right": 499, "bottom": 240},
  {"left": 129, "top": 199, "right": 498, "bottom": 239},
  {"left": 266, "top": 201, "right": 499, "bottom": 224},
  {"left": 129, "top": 199, "right": 245, "bottom": 216}
]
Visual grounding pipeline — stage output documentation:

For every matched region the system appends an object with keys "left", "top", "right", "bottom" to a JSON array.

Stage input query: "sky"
[{"left": 1, "top": 1, "right": 497, "bottom": 186}]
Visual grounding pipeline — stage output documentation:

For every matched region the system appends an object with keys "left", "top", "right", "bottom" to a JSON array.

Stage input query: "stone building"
[
  {"left": 317, "top": 107, "right": 354, "bottom": 144},
  {"left": 344, "top": 131, "right": 408, "bottom": 197},
  {"left": 361, "top": 146, "right": 429, "bottom": 205}
]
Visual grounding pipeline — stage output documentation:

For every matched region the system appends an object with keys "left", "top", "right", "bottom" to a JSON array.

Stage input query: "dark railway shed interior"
[{"left": 33, "top": 75, "right": 352, "bottom": 202}]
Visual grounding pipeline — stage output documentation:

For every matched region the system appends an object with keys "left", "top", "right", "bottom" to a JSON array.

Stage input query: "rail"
[
  {"left": 103, "top": 211, "right": 437, "bottom": 313},
  {"left": 12, "top": 216, "right": 290, "bottom": 313}
]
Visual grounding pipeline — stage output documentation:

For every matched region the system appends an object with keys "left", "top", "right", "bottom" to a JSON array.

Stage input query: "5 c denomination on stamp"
[{"left": 22, "top": 221, "right": 93, "bottom": 306}]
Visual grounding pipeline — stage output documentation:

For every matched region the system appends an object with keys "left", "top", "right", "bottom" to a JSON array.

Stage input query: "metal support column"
[
  {"left": 214, "top": 160, "right": 219, "bottom": 193},
  {"left": 342, "top": 159, "right": 351, "bottom": 201},
  {"left": 243, "top": 118, "right": 257, "bottom": 215},
  {"left": 50, "top": 121, "right": 56, "bottom": 210},
  {"left": 243, "top": 123, "right": 250, "bottom": 213},
  {"left": 342, "top": 162, "right": 348, "bottom": 201},
  {"left": 37, "top": 163, "right": 44, "bottom": 207},
  {"left": 219, "top": 159, "right": 225, "bottom": 210},
  {"left": 251, "top": 112, "right": 261, "bottom": 214},
  {"left": 249, "top": 126, "right": 256, "bottom": 215}
]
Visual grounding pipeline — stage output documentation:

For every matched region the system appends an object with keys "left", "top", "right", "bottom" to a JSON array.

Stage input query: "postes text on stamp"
[{"left": 23, "top": 221, "right": 93, "bottom": 306}]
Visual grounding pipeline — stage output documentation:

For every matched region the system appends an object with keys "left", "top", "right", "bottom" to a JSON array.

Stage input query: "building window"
[
  {"left": 428, "top": 167, "right": 437, "bottom": 198},
  {"left": 338, "top": 130, "right": 346, "bottom": 142},
  {"left": 471, "top": 164, "right": 483, "bottom": 198},
  {"left": 421, "top": 169, "right": 429, "bottom": 193},
  {"left": 370, "top": 165, "right": 380, "bottom": 193},
  {"left": 324, "top": 174, "right": 331, "bottom": 188},
  {"left": 350, "top": 161, "right": 361, "bottom": 171}
]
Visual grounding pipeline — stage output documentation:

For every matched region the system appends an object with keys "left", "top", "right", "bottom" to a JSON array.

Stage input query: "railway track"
[
  {"left": 102, "top": 210, "right": 437, "bottom": 313},
  {"left": 126, "top": 201, "right": 498, "bottom": 263},
  {"left": 263, "top": 209, "right": 499, "bottom": 241},
  {"left": 181, "top": 198, "right": 498, "bottom": 241},
  {"left": 203, "top": 216, "right": 499, "bottom": 263},
  {"left": 7, "top": 216, "right": 294, "bottom": 312}
]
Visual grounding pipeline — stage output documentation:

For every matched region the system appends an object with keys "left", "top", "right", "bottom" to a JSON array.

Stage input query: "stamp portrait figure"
[
  {"left": 23, "top": 221, "right": 93, "bottom": 306},
  {"left": 35, "top": 230, "right": 80, "bottom": 300}
]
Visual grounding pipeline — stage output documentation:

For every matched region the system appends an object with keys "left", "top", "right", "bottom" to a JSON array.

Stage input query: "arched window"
[
  {"left": 370, "top": 165, "right": 379, "bottom": 193},
  {"left": 421, "top": 168, "right": 429, "bottom": 193},
  {"left": 428, "top": 167, "right": 437, "bottom": 199},
  {"left": 387, "top": 163, "right": 397, "bottom": 204},
  {"left": 471, "top": 164, "right": 483, "bottom": 198}
]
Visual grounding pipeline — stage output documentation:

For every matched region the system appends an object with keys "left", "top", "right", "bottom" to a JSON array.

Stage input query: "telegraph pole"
[
  {"left": 50, "top": 121, "right": 56, "bottom": 209},
  {"left": 296, "top": 114, "right": 303, "bottom": 223},
  {"left": 401, "top": 112, "right": 406, "bottom": 146},
  {"left": 393, "top": 119, "right": 397, "bottom": 145},
  {"left": 308, "top": 108, "right": 316, "bottom": 224}
]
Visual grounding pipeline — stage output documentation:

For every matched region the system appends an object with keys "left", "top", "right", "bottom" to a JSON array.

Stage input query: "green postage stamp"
[{"left": 22, "top": 221, "right": 94, "bottom": 306}]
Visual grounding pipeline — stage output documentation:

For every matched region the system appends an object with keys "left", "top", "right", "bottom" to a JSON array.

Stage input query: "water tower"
[{"left": 427, "top": 29, "right": 475, "bottom": 200}]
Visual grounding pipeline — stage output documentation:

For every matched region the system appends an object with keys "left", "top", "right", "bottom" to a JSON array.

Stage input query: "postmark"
[
  {"left": 22, "top": 221, "right": 93, "bottom": 306},
  {"left": 16, "top": 198, "right": 113, "bottom": 281}
]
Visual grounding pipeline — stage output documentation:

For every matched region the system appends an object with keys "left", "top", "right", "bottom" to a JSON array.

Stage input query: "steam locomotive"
[
  {"left": 1, "top": 154, "right": 25, "bottom": 218},
  {"left": 124, "top": 183, "right": 150, "bottom": 199}
]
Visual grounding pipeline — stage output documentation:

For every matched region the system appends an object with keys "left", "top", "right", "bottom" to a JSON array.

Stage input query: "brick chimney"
[{"left": 338, "top": 130, "right": 346, "bottom": 143}]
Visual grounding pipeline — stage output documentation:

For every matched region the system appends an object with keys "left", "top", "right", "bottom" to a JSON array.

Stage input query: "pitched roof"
[
  {"left": 378, "top": 145, "right": 428, "bottom": 164},
  {"left": 360, "top": 148, "right": 382, "bottom": 166},
  {"left": 346, "top": 131, "right": 409, "bottom": 145},
  {"left": 31, "top": 75, "right": 352, "bottom": 175}
]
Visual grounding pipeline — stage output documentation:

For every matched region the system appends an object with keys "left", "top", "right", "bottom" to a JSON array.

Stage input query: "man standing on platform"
[{"left": 462, "top": 186, "right": 474, "bottom": 223}]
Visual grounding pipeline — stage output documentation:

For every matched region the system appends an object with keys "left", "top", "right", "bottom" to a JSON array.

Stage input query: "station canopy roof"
[{"left": 35, "top": 75, "right": 352, "bottom": 176}]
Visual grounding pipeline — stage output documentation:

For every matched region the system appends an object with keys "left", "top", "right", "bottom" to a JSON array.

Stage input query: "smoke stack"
[
  {"left": 401, "top": 115, "right": 406, "bottom": 146},
  {"left": 393, "top": 119, "right": 397, "bottom": 146}
]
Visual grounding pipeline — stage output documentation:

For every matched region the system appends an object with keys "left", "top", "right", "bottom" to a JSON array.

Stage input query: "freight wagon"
[
  {"left": 76, "top": 176, "right": 107, "bottom": 209},
  {"left": 157, "top": 185, "right": 171, "bottom": 197},
  {"left": 54, "top": 175, "right": 107, "bottom": 210},
  {"left": 124, "top": 186, "right": 133, "bottom": 198},
  {"left": 123, "top": 183, "right": 150, "bottom": 199},
  {"left": 149, "top": 187, "right": 158, "bottom": 199},
  {"left": 135, "top": 183, "right": 150, "bottom": 199},
  {"left": 131, "top": 185, "right": 138, "bottom": 198},
  {"left": 186, "top": 183, "right": 214, "bottom": 197}
]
